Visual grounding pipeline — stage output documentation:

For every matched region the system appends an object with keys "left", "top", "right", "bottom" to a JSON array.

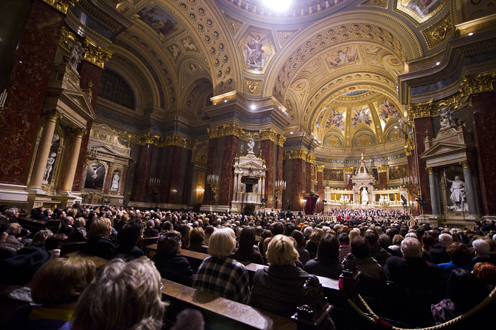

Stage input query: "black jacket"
[{"left": 152, "top": 252, "right": 195, "bottom": 287}]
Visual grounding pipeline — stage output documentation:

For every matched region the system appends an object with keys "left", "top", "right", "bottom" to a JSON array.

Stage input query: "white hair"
[
  {"left": 401, "top": 237, "right": 423, "bottom": 258},
  {"left": 438, "top": 233, "right": 453, "bottom": 248},
  {"left": 472, "top": 239, "right": 490, "bottom": 255}
]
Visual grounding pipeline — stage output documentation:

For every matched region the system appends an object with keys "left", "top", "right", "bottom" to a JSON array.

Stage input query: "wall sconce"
[
  {"left": 273, "top": 180, "right": 286, "bottom": 207},
  {"left": 207, "top": 174, "right": 220, "bottom": 202},
  {"left": 150, "top": 177, "right": 160, "bottom": 193}
]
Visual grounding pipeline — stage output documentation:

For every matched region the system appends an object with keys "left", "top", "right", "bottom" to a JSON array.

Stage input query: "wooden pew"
[
  {"left": 65, "top": 251, "right": 108, "bottom": 268},
  {"left": 160, "top": 278, "right": 297, "bottom": 330},
  {"left": 16, "top": 216, "right": 47, "bottom": 231}
]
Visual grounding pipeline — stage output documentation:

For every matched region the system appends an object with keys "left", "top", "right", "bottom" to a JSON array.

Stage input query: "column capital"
[
  {"left": 378, "top": 165, "right": 388, "bottom": 173},
  {"left": 259, "top": 128, "right": 278, "bottom": 144},
  {"left": 426, "top": 167, "right": 439, "bottom": 175},
  {"left": 83, "top": 37, "right": 113, "bottom": 69},
  {"left": 344, "top": 167, "right": 354, "bottom": 175},
  {"left": 43, "top": 109, "right": 62, "bottom": 123},
  {"left": 461, "top": 160, "right": 473, "bottom": 169},
  {"left": 317, "top": 165, "right": 325, "bottom": 172},
  {"left": 70, "top": 127, "right": 87, "bottom": 138},
  {"left": 277, "top": 135, "right": 286, "bottom": 147},
  {"left": 306, "top": 154, "right": 315, "bottom": 164},
  {"left": 42, "top": 0, "right": 78, "bottom": 15}
]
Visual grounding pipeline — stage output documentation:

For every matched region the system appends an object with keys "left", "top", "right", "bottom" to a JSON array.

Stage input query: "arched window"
[{"left": 98, "top": 70, "right": 135, "bottom": 110}]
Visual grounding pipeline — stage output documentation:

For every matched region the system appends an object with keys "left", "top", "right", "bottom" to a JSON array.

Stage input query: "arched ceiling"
[{"left": 93, "top": 0, "right": 495, "bottom": 141}]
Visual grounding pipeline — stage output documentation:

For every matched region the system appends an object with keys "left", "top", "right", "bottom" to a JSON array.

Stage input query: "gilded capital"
[
  {"left": 306, "top": 154, "right": 315, "bottom": 164},
  {"left": 83, "top": 37, "right": 113, "bottom": 69},
  {"left": 284, "top": 150, "right": 308, "bottom": 160},
  {"left": 459, "top": 71, "right": 496, "bottom": 96},
  {"left": 222, "top": 123, "right": 243, "bottom": 138},
  {"left": 42, "top": 0, "right": 78, "bottom": 15},
  {"left": 139, "top": 132, "right": 158, "bottom": 146},
  {"left": 427, "top": 167, "right": 439, "bottom": 175},
  {"left": 72, "top": 127, "right": 87, "bottom": 138},
  {"left": 461, "top": 160, "right": 472, "bottom": 169},
  {"left": 259, "top": 128, "right": 278, "bottom": 143},
  {"left": 408, "top": 101, "right": 435, "bottom": 119},
  {"left": 59, "top": 27, "right": 77, "bottom": 51},
  {"left": 378, "top": 165, "right": 388, "bottom": 173},
  {"left": 344, "top": 167, "right": 354, "bottom": 175},
  {"left": 165, "top": 135, "right": 191, "bottom": 149},
  {"left": 44, "top": 109, "right": 62, "bottom": 123},
  {"left": 207, "top": 127, "right": 220, "bottom": 139},
  {"left": 317, "top": 165, "right": 325, "bottom": 173},
  {"left": 277, "top": 135, "right": 286, "bottom": 147}
]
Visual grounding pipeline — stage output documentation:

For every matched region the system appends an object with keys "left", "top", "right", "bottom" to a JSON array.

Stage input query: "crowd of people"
[{"left": 0, "top": 203, "right": 495, "bottom": 329}]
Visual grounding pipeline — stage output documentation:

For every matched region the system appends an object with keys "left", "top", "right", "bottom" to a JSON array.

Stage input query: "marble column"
[
  {"left": 413, "top": 117, "right": 434, "bottom": 214},
  {"left": 29, "top": 110, "right": 61, "bottom": 190},
  {"left": 161, "top": 145, "right": 174, "bottom": 203},
  {"left": 205, "top": 137, "right": 218, "bottom": 205},
  {"left": 130, "top": 145, "right": 143, "bottom": 202},
  {"left": 317, "top": 166, "right": 324, "bottom": 213},
  {"left": 120, "top": 167, "right": 127, "bottom": 196},
  {"left": 434, "top": 171, "right": 443, "bottom": 215},
  {"left": 469, "top": 91, "right": 496, "bottom": 216},
  {"left": 135, "top": 144, "right": 153, "bottom": 202},
  {"left": 104, "top": 163, "right": 113, "bottom": 195},
  {"left": 60, "top": 128, "right": 85, "bottom": 193},
  {"left": 169, "top": 146, "right": 183, "bottom": 205},
  {"left": 220, "top": 135, "right": 239, "bottom": 206},
  {"left": 378, "top": 165, "right": 388, "bottom": 190},
  {"left": 306, "top": 162, "right": 313, "bottom": 193},
  {"left": 344, "top": 167, "right": 353, "bottom": 190},
  {"left": 292, "top": 158, "right": 305, "bottom": 212},
  {"left": 182, "top": 149, "right": 193, "bottom": 205},
  {"left": 276, "top": 143, "right": 284, "bottom": 209},
  {"left": 428, "top": 168, "right": 440, "bottom": 215},
  {"left": 462, "top": 161, "right": 477, "bottom": 216},
  {"left": 261, "top": 139, "right": 275, "bottom": 208},
  {"left": 0, "top": 0, "right": 66, "bottom": 185}
]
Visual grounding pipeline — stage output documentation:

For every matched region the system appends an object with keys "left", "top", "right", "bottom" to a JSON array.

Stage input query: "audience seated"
[
  {"left": 193, "top": 227, "right": 250, "bottom": 303},
  {"left": 233, "top": 227, "right": 264, "bottom": 265},
  {"left": 351, "top": 236, "right": 385, "bottom": 281},
  {"left": 115, "top": 221, "right": 145, "bottom": 260},
  {"left": 7, "top": 256, "right": 96, "bottom": 330},
  {"left": 472, "top": 239, "right": 492, "bottom": 265},
  {"left": 188, "top": 227, "right": 208, "bottom": 253},
  {"left": 81, "top": 218, "right": 116, "bottom": 260},
  {"left": 430, "top": 233, "right": 453, "bottom": 264},
  {"left": 438, "top": 242, "right": 474, "bottom": 277},
  {"left": 152, "top": 230, "right": 194, "bottom": 286},
  {"left": 72, "top": 257, "right": 167, "bottom": 330},
  {"left": 249, "top": 234, "right": 334, "bottom": 329},
  {"left": 291, "top": 229, "right": 310, "bottom": 265},
  {"left": 338, "top": 232, "right": 351, "bottom": 262},
  {"left": 365, "top": 231, "right": 392, "bottom": 266},
  {"left": 304, "top": 234, "right": 343, "bottom": 279}
]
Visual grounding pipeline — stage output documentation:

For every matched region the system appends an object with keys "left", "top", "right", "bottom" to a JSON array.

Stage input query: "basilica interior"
[{"left": 1, "top": 0, "right": 496, "bottom": 228}]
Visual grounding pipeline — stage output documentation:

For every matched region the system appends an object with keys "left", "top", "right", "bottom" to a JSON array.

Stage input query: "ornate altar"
[
  {"left": 352, "top": 152, "right": 375, "bottom": 207},
  {"left": 231, "top": 147, "right": 267, "bottom": 214}
]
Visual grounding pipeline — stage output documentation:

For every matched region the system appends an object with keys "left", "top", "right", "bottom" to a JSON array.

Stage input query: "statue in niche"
[
  {"left": 111, "top": 172, "right": 120, "bottom": 191},
  {"left": 43, "top": 152, "right": 57, "bottom": 183},
  {"left": 361, "top": 187, "right": 369, "bottom": 205},
  {"left": 68, "top": 41, "right": 85, "bottom": 71},
  {"left": 439, "top": 106, "right": 457, "bottom": 130},
  {"left": 247, "top": 137, "right": 255, "bottom": 154},
  {"left": 51, "top": 134, "right": 59, "bottom": 146},
  {"left": 444, "top": 171, "right": 466, "bottom": 211}
]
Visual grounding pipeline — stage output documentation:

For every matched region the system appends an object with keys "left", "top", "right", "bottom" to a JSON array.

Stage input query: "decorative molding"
[
  {"left": 422, "top": 10, "right": 454, "bottom": 50},
  {"left": 224, "top": 13, "right": 244, "bottom": 38},
  {"left": 164, "top": 135, "right": 193, "bottom": 150},
  {"left": 359, "top": 0, "right": 388, "bottom": 9},
  {"left": 378, "top": 165, "right": 388, "bottom": 173},
  {"left": 244, "top": 78, "right": 263, "bottom": 95},
  {"left": 317, "top": 165, "right": 325, "bottom": 172},
  {"left": 344, "top": 167, "right": 354, "bottom": 175},
  {"left": 277, "top": 135, "right": 286, "bottom": 147},
  {"left": 284, "top": 150, "right": 308, "bottom": 161},
  {"left": 59, "top": 27, "right": 77, "bottom": 52},
  {"left": 83, "top": 37, "right": 113, "bottom": 69},
  {"left": 276, "top": 29, "right": 299, "bottom": 48},
  {"left": 259, "top": 128, "right": 278, "bottom": 143},
  {"left": 459, "top": 71, "right": 496, "bottom": 96},
  {"left": 306, "top": 154, "right": 316, "bottom": 164},
  {"left": 42, "top": 0, "right": 78, "bottom": 15}
]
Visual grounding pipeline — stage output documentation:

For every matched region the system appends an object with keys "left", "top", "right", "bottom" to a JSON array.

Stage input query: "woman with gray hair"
[
  {"left": 471, "top": 239, "right": 491, "bottom": 265},
  {"left": 193, "top": 227, "right": 250, "bottom": 303}
]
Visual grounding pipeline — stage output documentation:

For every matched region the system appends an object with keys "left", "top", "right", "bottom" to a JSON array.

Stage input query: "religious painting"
[
  {"left": 169, "top": 44, "right": 181, "bottom": 61},
  {"left": 368, "top": 58, "right": 383, "bottom": 67},
  {"left": 182, "top": 37, "right": 197, "bottom": 51},
  {"left": 84, "top": 162, "right": 106, "bottom": 189},
  {"left": 366, "top": 45, "right": 381, "bottom": 55},
  {"left": 188, "top": 63, "right": 199, "bottom": 73},
  {"left": 294, "top": 81, "right": 306, "bottom": 91},
  {"left": 388, "top": 57, "right": 402, "bottom": 66},
  {"left": 371, "top": 168, "right": 379, "bottom": 181},
  {"left": 377, "top": 98, "right": 401, "bottom": 123},
  {"left": 324, "top": 169, "right": 344, "bottom": 181},
  {"left": 241, "top": 31, "right": 273, "bottom": 72},
  {"left": 325, "top": 46, "right": 359, "bottom": 70},
  {"left": 325, "top": 108, "right": 345, "bottom": 130},
  {"left": 389, "top": 164, "right": 408, "bottom": 180},
  {"left": 137, "top": 5, "right": 178, "bottom": 37},
  {"left": 351, "top": 107, "right": 372, "bottom": 127},
  {"left": 315, "top": 108, "right": 325, "bottom": 128},
  {"left": 396, "top": 0, "right": 448, "bottom": 22},
  {"left": 324, "top": 134, "right": 343, "bottom": 147}
]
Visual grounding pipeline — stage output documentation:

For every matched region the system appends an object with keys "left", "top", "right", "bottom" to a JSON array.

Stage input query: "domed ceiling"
[{"left": 92, "top": 0, "right": 496, "bottom": 144}]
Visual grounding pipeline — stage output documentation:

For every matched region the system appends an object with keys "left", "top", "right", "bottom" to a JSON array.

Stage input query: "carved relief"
[{"left": 422, "top": 11, "right": 453, "bottom": 49}]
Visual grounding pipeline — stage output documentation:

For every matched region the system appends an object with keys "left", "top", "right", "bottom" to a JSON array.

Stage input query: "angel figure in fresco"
[
  {"left": 352, "top": 107, "right": 372, "bottom": 128},
  {"left": 243, "top": 34, "right": 269, "bottom": 70},
  {"left": 378, "top": 98, "right": 401, "bottom": 123},
  {"left": 316, "top": 107, "right": 327, "bottom": 128},
  {"left": 329, "top": 108, "right": 345, "bottom": 131},
  {"left": 183, "top": 37, "right": 197, "bottom": 50}
]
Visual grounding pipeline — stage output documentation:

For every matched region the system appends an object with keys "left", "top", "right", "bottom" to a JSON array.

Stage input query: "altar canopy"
[{"left": 304, "top": 193, "right": 319, "bottom": 215}]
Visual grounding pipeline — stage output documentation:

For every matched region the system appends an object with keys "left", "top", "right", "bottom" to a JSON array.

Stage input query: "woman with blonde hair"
[
  {"left": 72, "top": 257, "right": 167, "bottom": 330},
  {"left": 81, "top": 217, "right": 115, "bottom": 259},
  {"left": 249, "top": 234, "right": 334, "bottom": 328},
  {"left": 193, "top": 227, "right": 250, "bottom": 303}
]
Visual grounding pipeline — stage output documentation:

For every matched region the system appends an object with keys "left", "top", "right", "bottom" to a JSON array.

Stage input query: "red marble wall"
[
  {"left": 346, "top": 175, "right": 353, "bottom": 190},
  {"left": 292, "top": 159, "right": 305, "bottom": 211},
  {"left": 182, "top": 149, "right": 193, "bottom": 205},
  {"left": 407, "top": 152, "right": 419, "bottom": 216},
  {"left": 135, "top": 144, "right": 153, "bottom": 202},
  {"left": 161, "top": 145, "right": 174, "bottom": 203},
  {"left": 317, "top": 171, "right": 324, "bottom": 213},
  {"left": 470, "top": 91, "right": 496, "bottom": 216},
  {"left": 169, "top": 146, "right": 183, "bottom": 205},
  {"left": 220, "top": 135, "right": 239, "bottom": 206},
  {"left": 0, "top": 1, "right": 65, "bottom": 184},
  {"left": 306, "top": 162, "right": 312, "bottom": 193},
  {"left": 73, "top": 61, "right": 103, "bottom": 191},
  {"left": 379, "top": 172, "right": 387, "bottom": 190},
  {"left": 276, "top": 145, "right": 284, "bottom": 209},
  {"left": 262, "top": 140, "right": 274, "bottom": 208},
  {"left": 204, "top": 138, "right": 217, "bottom": 205},
  {"left": 130, "top": 145, "right": 143, "bottom": 201},
  {"left": 119, "top": 167, "right": 127, "bottom": 196},
  {"left": 414, "top": 117, "right": 434, "bottom": 214}
]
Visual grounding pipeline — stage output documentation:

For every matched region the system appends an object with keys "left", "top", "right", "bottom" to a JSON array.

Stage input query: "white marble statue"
[
  {"left": 43, "top": 152, "right": 57, "bottom": 182},
  {"left": 446, "top": 174, "right": 466, "bottom": 211},
  {"left": 68, "top": 41, "right": 85, "bottom": 71},
  {"left": 439, "top": 106, "right": 457, "bottom": 130},
  {"left": 361, "top": 187, "right": 369, "bottom": 205},
  {"left": 111, "top": 172, "right": 120, "bottom": 191},
  {"left": 247, "top": 137, "right": 255, "bottom": 154}
]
